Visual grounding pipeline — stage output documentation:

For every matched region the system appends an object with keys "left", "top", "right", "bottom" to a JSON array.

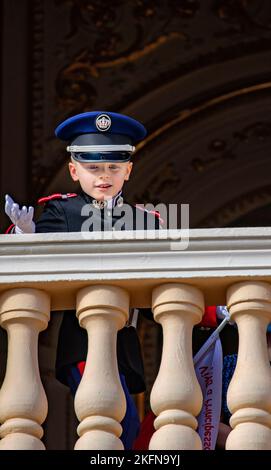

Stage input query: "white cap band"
[{"left": 67, "top": 144, "right": 135, "bottom": 153}]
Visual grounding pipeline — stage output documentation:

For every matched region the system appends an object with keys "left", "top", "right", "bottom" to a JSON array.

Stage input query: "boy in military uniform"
[{"left": 5, "top": 111, "right": 161, "bottom": 449}]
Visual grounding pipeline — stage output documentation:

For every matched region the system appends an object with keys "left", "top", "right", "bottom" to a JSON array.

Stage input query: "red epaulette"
[
  {"left": 135, "top": 205, "right": 164, "bottom": 226},
  {"left": 38, "top": 193, "right": 78, "bottom": 204}
]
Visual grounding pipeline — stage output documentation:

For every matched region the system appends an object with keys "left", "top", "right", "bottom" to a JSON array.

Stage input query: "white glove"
[{"left": 5, "top": 194, "right": 35, "bottom": 233}]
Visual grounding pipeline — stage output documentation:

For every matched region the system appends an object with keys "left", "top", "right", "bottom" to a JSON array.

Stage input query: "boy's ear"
[
  {"left": 69, "top": 161, "right": 79, "bottom": 181},
  {"left": 125, "top": 162, "right": 133, "bottom": 181}
]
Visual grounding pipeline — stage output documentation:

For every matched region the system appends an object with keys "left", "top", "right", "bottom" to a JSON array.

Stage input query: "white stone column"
[
  {"left": 0, "top": 288, "right": 50, "bottom": 449},
  {"left": 74, "top": 285, "right": 129, "bottom": 450},
  {"left": 226, "top": 281, "right": 271, "bottom": 450},
  {"left": 149, "top": 283, "right": 204, "bottom": 450}
]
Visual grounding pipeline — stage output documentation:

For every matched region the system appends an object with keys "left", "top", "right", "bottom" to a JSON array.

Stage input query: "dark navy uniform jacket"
[{"left": 35, "top": 190, "right": 159, "bottom": 394}]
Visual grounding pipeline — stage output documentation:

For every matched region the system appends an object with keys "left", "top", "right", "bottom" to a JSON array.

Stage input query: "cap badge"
[{"left": 96, "top": 114, "right": 111, "bottom": 132}]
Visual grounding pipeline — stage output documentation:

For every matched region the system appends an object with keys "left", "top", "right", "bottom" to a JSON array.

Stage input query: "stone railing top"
[{"left": 1, "top": 227, "right": 271, "bottom": 309}]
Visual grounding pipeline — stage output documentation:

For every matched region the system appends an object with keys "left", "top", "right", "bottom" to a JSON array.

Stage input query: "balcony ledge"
[{"left": 1, "top": 227, "right": 271, "bottom": 308}]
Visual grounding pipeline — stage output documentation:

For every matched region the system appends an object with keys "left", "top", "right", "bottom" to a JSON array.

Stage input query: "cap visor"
[{"left": 71, "top": 152, "right": 131, "bottom": 163}]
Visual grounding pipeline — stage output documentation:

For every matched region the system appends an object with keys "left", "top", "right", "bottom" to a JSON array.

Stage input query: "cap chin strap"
[{"left": 67, "top": 144, "right": 135, "bottom": 153}]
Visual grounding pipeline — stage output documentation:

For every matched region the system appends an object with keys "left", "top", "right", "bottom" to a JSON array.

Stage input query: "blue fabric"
[
  {"left": 55, "top": 111, "right": 146, "bottom": 144},
  {"left": 221, "top": 354, "right": 237, "bottom": 424},
  {"left": 119, "top": 373, "right": 140, "bottom": 449},
  {"left": 66, "top": 365, "right": 140, "bottom": 449},
  {"left": 66, "top": 364, "right": 82, "bottom": 397},
  {"left": 222, "top": 351, "right": 271, "bottom": 424}
]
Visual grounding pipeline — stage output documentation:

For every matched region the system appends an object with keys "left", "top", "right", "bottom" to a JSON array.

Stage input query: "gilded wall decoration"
[
  {"left": 191, "top": 121, "right": 271, "bottom": 174},
  {"left": 26, "top": 0, "right": 271, "bottom": 204},
  {"left": 214, "top": 0, "right": 271, "bottom": 32},
  {"left": 55, "top": 0, "right": 122, "bottom": 39},
  {"left": 55, "top": 0, "right": 190, "bottom": 115},
  {"left": 200, "top": 185, "right": 271, "bottom": 228},
  {"left": 133, "top": 161, "right": 181, "bottom": 206},
  {"left": 30, "top": 0, "right": 46, "bottom": 191}
]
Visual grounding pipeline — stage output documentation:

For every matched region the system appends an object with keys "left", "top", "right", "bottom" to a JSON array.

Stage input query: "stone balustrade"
[{"left": 0, "top": 228, "right": 271, "bottom": 450}]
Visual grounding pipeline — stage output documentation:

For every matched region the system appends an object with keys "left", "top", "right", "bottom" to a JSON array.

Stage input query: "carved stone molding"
[
  {"left": 213, "top": 0, "right": 271, "bottom": 32},
  {"left": 200, "top": 185, "right": 271, "bottom": 228}
]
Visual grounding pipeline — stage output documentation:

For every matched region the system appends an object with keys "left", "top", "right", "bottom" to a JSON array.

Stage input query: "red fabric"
[
  {"left": 77, "top": 361, "right": 86, "bottom": 376},
  {"left": 5, "top": 224, "right": 15, "bottom": 234},
  {"left": 133, "top": 411, "right": 155, "bottom": 450},
  {"left": 200, "top": 305, "right": 217, "bottom": 328},
  {"left": 38, "top": 193, "right": 77, "bottom": 204}
]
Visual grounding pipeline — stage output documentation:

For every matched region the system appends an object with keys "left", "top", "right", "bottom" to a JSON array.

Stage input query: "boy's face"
[{"left": 68, "top": 160, "right": 133, "bottom": 200}]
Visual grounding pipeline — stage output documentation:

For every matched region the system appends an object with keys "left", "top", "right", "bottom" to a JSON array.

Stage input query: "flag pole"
[{"left": 193, "top": 316, "right": 230, "bottom": 367}]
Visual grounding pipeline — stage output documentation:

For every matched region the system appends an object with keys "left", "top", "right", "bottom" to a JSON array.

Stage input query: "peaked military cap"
[{"left": 55, "top": 111, "right": 147, "bottom": 163}]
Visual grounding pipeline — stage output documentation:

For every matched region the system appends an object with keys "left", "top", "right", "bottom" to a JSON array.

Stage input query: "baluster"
[
  {"left": 0, "top": 288, "right": 50, "bottom": 449},
  {"left": 226, "top": 281, "right": 271, "bottom": 450},
  {"left": 149, "top": 283, "right": 204, "bottom": 450},
  {"left": 74, "top": 285, "right": 129, "bottom": 450}
]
